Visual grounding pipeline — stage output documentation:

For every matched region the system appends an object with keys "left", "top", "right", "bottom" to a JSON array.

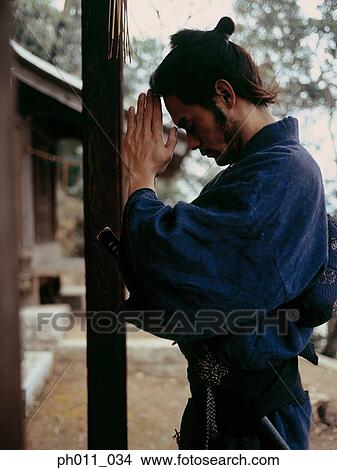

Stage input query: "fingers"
[
  {"left": 130, "top": 90, "right": 161, "bottom": 139},
  {"left": 135, "top": 93, "right": 146, "bottom": 136},
  {"left": 126, "top": 106, "right": 135, "bottom": 137},
  {"left": 153, "top": 95, "right": 163, "bottom": 138},
  {"left": 144, "top": 89, "right": 154, "bottom": 136},
  {"left": 165, "top": 126, "right": 178, "bottom": 154}
]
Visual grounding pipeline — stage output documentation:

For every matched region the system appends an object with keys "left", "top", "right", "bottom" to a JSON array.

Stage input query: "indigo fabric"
[
  {"left": 119, "top": 116, "right": 328, "bottom": 367},
  {"left": 117, "top": 116, "right": 328, "bottom": 449}
]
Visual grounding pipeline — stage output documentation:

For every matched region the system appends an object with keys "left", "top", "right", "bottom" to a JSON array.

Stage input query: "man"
[{"left": 117, "top": 17, "right": 328, "bottom": 449}]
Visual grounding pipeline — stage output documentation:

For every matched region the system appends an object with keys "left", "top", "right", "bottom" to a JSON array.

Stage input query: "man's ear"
[{"left": 214, "top": 79, "right": 235, "bottom": 109}]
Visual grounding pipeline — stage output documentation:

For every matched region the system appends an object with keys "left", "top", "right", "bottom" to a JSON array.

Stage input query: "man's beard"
[{"left": 208, "top": 102, "right": 242, "bottom": 166}]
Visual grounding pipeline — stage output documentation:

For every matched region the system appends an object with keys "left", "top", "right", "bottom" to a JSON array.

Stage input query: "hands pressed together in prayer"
[{"left": 122, "top": 90, "right": 178, "bottom": 198}]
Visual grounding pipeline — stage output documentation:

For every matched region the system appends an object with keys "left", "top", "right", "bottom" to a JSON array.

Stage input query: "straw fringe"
[{"left": 108, "top": 0, "right": 132, "bottom": 62}]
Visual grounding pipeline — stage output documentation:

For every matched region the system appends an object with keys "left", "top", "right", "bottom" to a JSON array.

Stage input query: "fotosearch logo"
[{"left": 37, "top": 308, "right": 300, "bottom": 337}]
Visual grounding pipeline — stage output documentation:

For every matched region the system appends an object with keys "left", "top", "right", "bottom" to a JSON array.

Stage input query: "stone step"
[{"left": 22, "top": 350, "right": 54, "bottom": 415}]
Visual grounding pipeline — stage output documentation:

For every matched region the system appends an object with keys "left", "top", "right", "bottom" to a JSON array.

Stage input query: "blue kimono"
[{"left": 118, "top": 116, "right": 328, "bottom": 449}]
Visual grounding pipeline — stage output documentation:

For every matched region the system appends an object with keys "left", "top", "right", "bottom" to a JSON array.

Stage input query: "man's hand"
[{"left": 122, "top": 90, "right": 178, "bottom": 197}]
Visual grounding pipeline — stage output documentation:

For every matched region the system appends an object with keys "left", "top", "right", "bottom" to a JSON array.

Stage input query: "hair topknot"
[
  {"left": 214, "top": 16, "right": 235, "bottom": 38},
  {"left": 169, "top": 16, "right": 235, "bottom": 49},
  {"left": 151, "top": 14, "right": 278, "bottom": 109}
]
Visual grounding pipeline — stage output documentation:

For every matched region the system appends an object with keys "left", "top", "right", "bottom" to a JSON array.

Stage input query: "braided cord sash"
[{"left": 197, "top": 348, "right": 229, "bottom": 449}]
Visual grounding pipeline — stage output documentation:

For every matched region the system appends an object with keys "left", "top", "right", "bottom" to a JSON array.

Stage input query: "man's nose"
[{"left": 186, "top": 133, "right": 201, "bottom": 151}]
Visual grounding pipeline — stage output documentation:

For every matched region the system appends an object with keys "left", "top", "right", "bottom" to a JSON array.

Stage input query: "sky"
[
  {"left": 50, "top": 0, "right": 336, "bottom": 182},
  {"left": 52, "top": 0, "right": 324, "bottom": 37},
  {"left": 126, "top": 0, "right": 323, "bottom": 40}
]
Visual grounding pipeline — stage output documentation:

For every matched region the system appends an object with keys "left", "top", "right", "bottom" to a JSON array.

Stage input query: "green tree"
[
  {"left": 233, "top": 0, "right": 336, "bottom": 157},
  {"left": 309, "top": 0, "right": 337, "bottom": 159},
  {"left": 13, "top": 0, "right": 81, "bottom": 76},
  {"left": 13, "top": 0, "right": 58, "bottom": 62}
]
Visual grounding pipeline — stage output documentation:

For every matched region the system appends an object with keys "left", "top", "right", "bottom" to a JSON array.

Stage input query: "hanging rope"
[
  {"left": 25, "top": 146, "right": 81, "bottom": 167},
  {"left": 108, "top": 0, "right": 132, "bottom": 62}
]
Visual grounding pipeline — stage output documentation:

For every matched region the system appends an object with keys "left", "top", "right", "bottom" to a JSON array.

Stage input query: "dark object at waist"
[{"left": 178, "top": 340, "right": 304, "bottom": 422}]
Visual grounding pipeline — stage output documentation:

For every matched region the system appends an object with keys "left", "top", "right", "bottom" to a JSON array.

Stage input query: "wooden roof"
[{"left": 11, "top": 40, "right": 82, "bottom": 113}]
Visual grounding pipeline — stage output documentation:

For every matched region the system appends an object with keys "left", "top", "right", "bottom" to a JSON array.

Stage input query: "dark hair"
[{"left": 150, "top": 16, "right": 278, "bottom": 107}]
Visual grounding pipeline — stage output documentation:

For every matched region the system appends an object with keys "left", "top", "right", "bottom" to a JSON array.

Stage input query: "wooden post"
[
  {"left": 82, "top": 0, "right": 127, "bottom": 449},
  {"left": 0, "top": 0, "right": 24, "bottom": 450}
]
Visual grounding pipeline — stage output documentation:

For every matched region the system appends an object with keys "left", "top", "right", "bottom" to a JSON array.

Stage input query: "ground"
[{"left": 25, "top": 323, "right": 337, "bottom": 450}]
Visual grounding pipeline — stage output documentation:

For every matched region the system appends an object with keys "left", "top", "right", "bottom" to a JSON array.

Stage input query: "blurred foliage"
[
  {"left": 234, "top": 0, "right": 336, "bottom": 138},
  {"left": 13, "top": 0, "right": 82, "bottom": 76}
]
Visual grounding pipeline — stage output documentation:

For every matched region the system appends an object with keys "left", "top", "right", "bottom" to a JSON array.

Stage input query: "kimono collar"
[{"left": 235, "top": 116, "right": 300, "bottom": 162}]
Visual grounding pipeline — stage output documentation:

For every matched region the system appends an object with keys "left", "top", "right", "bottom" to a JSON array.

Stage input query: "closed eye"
[
  {"left": 178, "top": 117, "right": 196, "bottom": 134},
  {"left": 186, "top": 121, "right": 196, "bottom": 134}
]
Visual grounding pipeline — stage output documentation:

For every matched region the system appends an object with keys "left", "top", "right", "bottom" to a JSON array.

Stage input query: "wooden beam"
[
  {"left": 13, "top": 59, "right": 82, "bottom": 113},
  {"left": 82, "top": 0, "right": 127, "bottom": 449},
  {"left": 0, "top": 0, "right": 24, "bottom": 450}
]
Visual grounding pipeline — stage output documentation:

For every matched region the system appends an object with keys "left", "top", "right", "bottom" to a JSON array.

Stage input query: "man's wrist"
[{"left": 127, "top": 174, "right": 156, "bottom": 198}]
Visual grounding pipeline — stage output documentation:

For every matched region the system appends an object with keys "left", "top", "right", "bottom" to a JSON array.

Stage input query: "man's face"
[{"left": 164, "top": 95, "right": 241, "bottom": 165}]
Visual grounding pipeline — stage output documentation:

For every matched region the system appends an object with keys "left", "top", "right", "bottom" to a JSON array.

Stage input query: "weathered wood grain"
[{"left": 82, "top": 0, "right": 127, "bottom": 450}]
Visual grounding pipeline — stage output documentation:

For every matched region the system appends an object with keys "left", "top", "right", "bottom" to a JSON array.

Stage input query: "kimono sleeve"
[
  {"left": 118, "top": 181, "right": 284, "bottom": 343},
  {"left": 118, "top": 147, "right": 328, "bottom": 370}
]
